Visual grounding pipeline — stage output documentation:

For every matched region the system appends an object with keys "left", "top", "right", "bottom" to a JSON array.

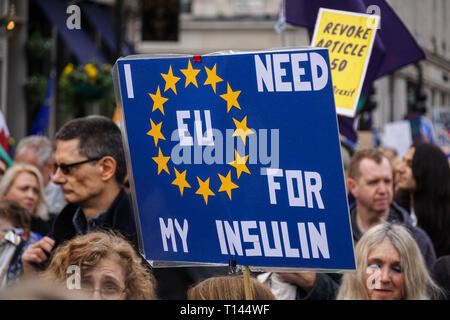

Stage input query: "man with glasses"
[{"left": 21, "top": 116, "right": 138, "bottom": 274}]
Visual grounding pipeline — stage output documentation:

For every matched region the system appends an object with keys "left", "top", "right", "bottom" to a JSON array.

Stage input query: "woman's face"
[
  {"left": 395, "top": 147, "right": 416, "bottom": 192},
  {"left": 80, "top": 254, "right": 126, "bottom": 300},
  {"left": 363, "top": 239, "right": 405, "bottom": 300},
  {"left": 4, "top": 171, "right": 40, "bottom": 214}
]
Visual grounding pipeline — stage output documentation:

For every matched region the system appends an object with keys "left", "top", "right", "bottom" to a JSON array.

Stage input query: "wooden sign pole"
[{"left": 242, "top": 266, "right": 253, "bottom": 300}]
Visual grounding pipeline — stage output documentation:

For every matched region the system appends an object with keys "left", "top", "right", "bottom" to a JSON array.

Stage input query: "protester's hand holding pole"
[
  {"left": 278, "top": 272, "right": 317, "bottom": 293},
  {"left": 21, "top": 236, "right": 55, "bottom": 274}
]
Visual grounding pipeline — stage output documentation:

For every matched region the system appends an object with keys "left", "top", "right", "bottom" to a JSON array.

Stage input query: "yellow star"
[
  {"left": 146, "top": 119, "right": 166, "bottom": 146},
  {"left": 148, "top": 86, "right": 168, "bottom": 115},
  {"left": 195, "top": 177, "right": 215, "bottom": 205},
  {"left": 232, "top": 116, "right": 255, "bottom": 146},
  {"left": 152, "top": 147, "right": 170, "bottom": 175},
  {"left": 204, "top": 64, "right": 223, "bottom": 93},
  {"left": 220, "top": 83, "right": 241, "bottom": 113},
  {"left": 180, "top": 60, "right": 200, "bottom": 88},
  {"left": 161, "top": 65, "right": 180, "bottom": 94},
  {"left": 228, "top": 150, "right": 251, "bottom": 179},
  {"left": 171, "top": 168, "right": 191, "bottom": 196},
  {"left": 218, "top": 170, "right": 239, "bottom": 200}
]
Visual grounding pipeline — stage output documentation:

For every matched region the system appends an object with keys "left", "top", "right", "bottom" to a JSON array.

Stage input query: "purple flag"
[
  {"left": 285, "top": 0, "right": 425, "bottom": 142},
  {"left": 285, "top": 0, "right": 424, "bottom": 81}
]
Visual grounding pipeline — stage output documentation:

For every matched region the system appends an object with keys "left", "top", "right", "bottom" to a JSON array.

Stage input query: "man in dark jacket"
[
  {"left": 347, "top": 148, "right": 436, "bottom": 268},
  {"left": 21, "top": 116, "right": 139, "bottom": 271}
]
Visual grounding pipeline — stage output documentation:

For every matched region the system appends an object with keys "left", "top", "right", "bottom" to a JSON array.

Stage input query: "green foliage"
[
  {"left": 58, "top": 60, "right": 116, "bottom": 117},
  {"left": 24, "top": 74, "right": 48, "bottom": 112},
  {"left": 26, "top": 30, "right": 53, "bottom": 61}
]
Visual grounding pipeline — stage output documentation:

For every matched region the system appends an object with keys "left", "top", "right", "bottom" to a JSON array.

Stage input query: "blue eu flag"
[{"left": 29, "top": 72, "right": 55, "bottom": 136}]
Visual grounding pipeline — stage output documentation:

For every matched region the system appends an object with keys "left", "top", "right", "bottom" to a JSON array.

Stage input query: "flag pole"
[
  {"left": 243, "top": 266, "right": 253, "bottom": 300},
  {"left": 48, "top": 26, "right": 57, "bottom": 138}
]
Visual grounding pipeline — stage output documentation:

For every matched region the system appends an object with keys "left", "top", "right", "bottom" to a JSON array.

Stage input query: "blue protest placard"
[{"left": 114, "top": 48, "right": 355, "bottom": 271}]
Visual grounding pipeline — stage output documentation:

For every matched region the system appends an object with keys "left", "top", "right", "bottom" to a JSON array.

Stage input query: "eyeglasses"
[
  {"left": 79, "top": 282, "right": 125, "bottom": 300},
  {"left": 54, "top": 157, "right": 102, "bottom": 175}
]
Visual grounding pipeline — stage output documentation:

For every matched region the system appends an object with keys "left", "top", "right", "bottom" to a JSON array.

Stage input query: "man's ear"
[
  {"left": 99, "top": 156, "right": 117, "bottom": 182},
  {"left": 347, "top": 177, "right": 357, "bottom": 197}
]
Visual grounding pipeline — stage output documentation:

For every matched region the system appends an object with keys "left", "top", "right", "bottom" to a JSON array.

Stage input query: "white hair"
[{"left": 15, "top": 136, "right": 54, "bottom": 166}]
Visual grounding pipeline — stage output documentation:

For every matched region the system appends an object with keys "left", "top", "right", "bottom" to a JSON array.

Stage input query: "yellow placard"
[{"left": 311, "top": 8, "right": 379, "bottom": 117}]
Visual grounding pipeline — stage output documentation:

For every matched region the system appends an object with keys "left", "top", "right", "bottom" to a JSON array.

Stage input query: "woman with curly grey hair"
[
  {"left": 41, "top": 231, "right": 157, "bottom": 300},
  {"left": 337, "top": 222, "right": 442, "bottom": 300}
]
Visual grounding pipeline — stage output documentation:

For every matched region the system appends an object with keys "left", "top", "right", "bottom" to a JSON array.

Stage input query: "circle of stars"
[{"left": 146, "top": 58, "right": 255, "bottom": 205}]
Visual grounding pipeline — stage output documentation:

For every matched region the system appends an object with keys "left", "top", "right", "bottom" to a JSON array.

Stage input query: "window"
[{"left": 141, "top": 0, "right": 180, "bottom": 41}]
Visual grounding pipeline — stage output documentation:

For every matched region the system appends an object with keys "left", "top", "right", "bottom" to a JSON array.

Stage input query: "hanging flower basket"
[
  {"left": 74, "top": 82, "right": 103, "bottom": 99},
  {"left": 59, "top": 61, "right": 115, "bottom": 116}
]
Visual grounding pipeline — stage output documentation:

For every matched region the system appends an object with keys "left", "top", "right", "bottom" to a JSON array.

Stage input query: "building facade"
[
  {"left": 1, "top": 0, "right": 449, "bottom": 145},
  {"left": 0, "top": 0, "right": 28, "bottom": 144},
  {"left": 135, "top": 0, "right": 450, "bottom": 143},
  {"left": 374, "top": 0, "right": 450, "bottom": 130}
]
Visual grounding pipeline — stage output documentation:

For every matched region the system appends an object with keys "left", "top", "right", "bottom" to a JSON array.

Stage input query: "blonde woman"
[
  {"left": 0, "top": 164, "right": 51, "bottom": 238},
  {"left": 41, "top": 231, "right": 157, "bottom": 300},
  {"left": 187, "top": 275, "right": 276, "bottom": 300},
  {"left": 337, "top": 222, "right": 442, "bottom": 300}
]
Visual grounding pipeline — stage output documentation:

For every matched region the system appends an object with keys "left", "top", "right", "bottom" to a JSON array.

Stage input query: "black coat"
[
  {"left": 34, "top": 188, "right": 139, "bottom": 273},
  {"left": 30, "top": 216, "right": 55, "bottom": 238},
  {"left": 49, "top": 188, "right": 139, "bottom": 249},
  {"left": 431, "top": 255, "right": 450, "bottom": 300}
]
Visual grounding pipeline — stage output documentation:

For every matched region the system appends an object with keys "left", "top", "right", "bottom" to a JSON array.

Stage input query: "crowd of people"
[{"left": 0, "top": 114, "right": 449, "bottom": 300}]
